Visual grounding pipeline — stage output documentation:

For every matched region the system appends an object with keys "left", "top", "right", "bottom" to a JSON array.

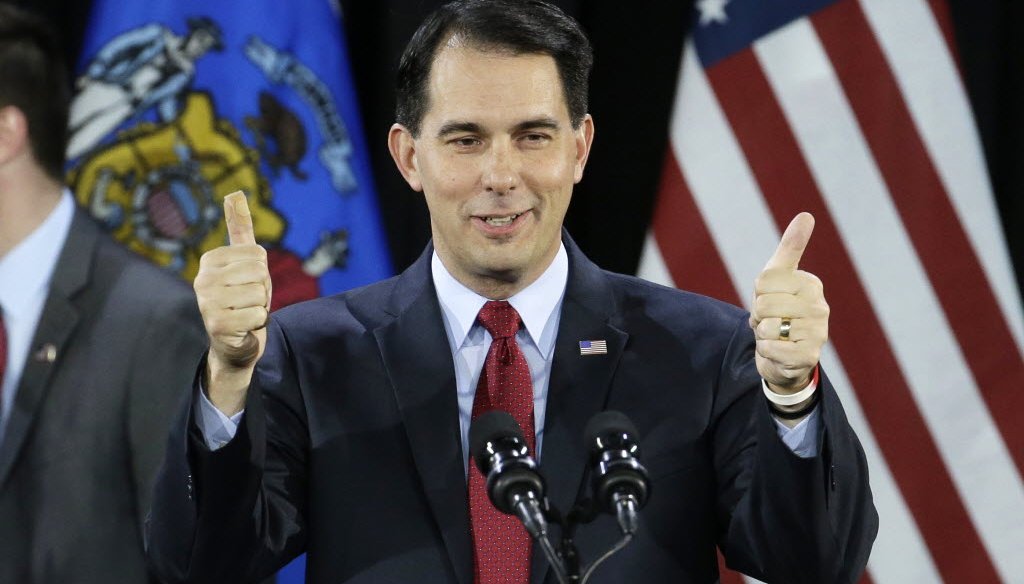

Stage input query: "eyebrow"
[
  {"left": 512, "top": 117, "right": 561, "bottom": 134},
  {"left": 436, "top": 121, "right": 483, "bottom": 138},
  {"left": 435, "top": 117, "right": 562, "bottom": 139}
]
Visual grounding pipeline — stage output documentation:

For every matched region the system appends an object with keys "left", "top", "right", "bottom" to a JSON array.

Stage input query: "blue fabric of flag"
[
  {"left": 693, "top": 0, "right": 841, "bottom": 68},
  {"left": 69, "top": 2, "right": 391, "bottom": 581},
  {"left": 68, "top": 0, "right": 391, "bottom": 311}
]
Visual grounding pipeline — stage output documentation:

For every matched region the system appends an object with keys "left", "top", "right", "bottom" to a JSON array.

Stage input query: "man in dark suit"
[
  {"left": 0, "top": 5, "right": 207, "bottom": 582},
  {"left": 147, "top": 1, "right": 877, "bottom": 582}
]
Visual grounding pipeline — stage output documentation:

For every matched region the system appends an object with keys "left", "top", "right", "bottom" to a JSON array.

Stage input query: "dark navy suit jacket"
[{"left": 146, "top": 234, "right": 877, "bottom": 584}]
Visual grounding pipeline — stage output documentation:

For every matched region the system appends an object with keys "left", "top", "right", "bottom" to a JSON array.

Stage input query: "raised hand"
[
  {"left": 749, "top": 213, "right": 829, "bottom": 393},
  {"left": 193, "top": 191, "right": 272, "bottom": 415}
]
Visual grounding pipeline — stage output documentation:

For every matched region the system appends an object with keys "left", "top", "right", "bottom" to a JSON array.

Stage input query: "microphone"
[
  {"left": 469, "top": 411, "right": 549, "bottom": 540},
  {"left": 584, "top": 411, "right": 650, "bottom": 536}
]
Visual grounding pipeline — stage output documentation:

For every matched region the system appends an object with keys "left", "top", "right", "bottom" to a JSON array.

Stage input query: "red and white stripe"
[{"left": 638, "top": 0, "right": 1024, "bottom": 582}]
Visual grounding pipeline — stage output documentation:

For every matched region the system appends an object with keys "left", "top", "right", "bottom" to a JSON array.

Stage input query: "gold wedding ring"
[{"left": 779, "top": 318, "right": 792, "bottom": 340}]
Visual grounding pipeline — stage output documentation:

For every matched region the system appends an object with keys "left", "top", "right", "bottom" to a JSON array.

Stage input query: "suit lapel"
[
  {"left": 0, "top": 211, "right": 95, "bottom": 489},
  {"left": 373, "top": 247, "right": 473, "bottom": 584},
  {"left": 532, "top": 235, "right": 627, "bottom": 584}
]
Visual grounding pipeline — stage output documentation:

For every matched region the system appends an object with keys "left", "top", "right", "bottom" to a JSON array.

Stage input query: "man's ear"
[
  {"left": 0, "top": 106, "right": 29, "bottom": 166},
  {"left": 572, "top": 113, "right": 595, "bottom": 184},
  {"left": 388, "top": 123, "right": 423, "bottom": 192}
]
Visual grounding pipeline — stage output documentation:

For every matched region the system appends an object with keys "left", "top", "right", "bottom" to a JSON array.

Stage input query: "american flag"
[
  {"left": 637, "top": 0, "right": 1024, "bottom": 582},
  {"left": 579, "top": 340, "right": 608, "bottom": 355}
]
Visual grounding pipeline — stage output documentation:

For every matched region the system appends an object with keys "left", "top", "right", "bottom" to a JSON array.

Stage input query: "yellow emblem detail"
[{"left": 68, "top": 92, "right": 284, "bottom": 281}]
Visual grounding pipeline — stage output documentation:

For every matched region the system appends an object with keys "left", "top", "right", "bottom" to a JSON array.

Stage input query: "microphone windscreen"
[
  {"left": 583, "top": 410, "right": 639, "bottom": 446},
  {"left": 469, "top": 410, "right": 524, "bottom": 472}
]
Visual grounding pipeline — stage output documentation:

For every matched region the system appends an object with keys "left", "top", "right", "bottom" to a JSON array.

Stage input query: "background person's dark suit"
[
  {"left": 147, "top": 235, "right": 877, "bottom": 584},
  {"left": 0, "top": 210, "right": 206, "bottom": 583}
]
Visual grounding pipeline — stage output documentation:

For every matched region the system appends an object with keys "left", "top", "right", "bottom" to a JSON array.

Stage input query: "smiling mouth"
[{"left": 481, "top": 212, "right": 524, "bottom": 226}]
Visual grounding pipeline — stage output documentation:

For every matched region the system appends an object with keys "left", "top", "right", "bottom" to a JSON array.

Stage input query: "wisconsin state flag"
[{"left": 68, "top": 0, "right": 392, "bottom": 311}]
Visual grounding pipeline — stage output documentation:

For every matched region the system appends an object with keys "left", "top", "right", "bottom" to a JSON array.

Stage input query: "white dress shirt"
[
  {"left": 197, "top": 242, "right": 819, "bottom": 458},
  {"left": 0, "top": 191, "right": 75, "bottom": 442},
  {"left": 432, "top": 245, "right": 568, "bottom": 473}
]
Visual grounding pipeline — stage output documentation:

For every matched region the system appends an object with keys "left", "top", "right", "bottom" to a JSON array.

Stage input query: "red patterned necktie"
[{"left": 469, "top": 300, "right": 535, "bottom": 584}]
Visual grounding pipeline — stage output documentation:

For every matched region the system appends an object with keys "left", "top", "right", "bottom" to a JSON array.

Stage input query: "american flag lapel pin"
[{"left": 579, "top": 340, "right": 607, "bottom": 355}]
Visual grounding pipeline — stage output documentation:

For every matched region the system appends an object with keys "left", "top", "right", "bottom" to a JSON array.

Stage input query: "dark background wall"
[{"left": 19, "top": 0, "right": 1024, "bottom": 302}]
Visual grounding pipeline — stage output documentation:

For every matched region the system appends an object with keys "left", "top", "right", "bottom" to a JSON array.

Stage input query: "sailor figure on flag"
[{"left": 67, "top": 17, "right": 224, "bottom": 160}]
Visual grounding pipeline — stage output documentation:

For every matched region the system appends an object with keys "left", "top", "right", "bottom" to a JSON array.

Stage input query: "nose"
[{"left": 482, "top": 139, "right": 517, "bottom": 194}]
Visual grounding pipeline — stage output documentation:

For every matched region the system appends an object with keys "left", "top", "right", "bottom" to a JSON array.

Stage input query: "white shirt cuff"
[
  {"left": 762, "top": 374, "right": 818, "bottom": 406},
  {"left": 195, "top": 382, "right": 244, "bottom": 451}
]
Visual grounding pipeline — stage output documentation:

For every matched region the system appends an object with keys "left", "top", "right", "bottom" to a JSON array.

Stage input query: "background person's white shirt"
[{"left": 0, "top": 192, "right": 75, "bottom": 443}]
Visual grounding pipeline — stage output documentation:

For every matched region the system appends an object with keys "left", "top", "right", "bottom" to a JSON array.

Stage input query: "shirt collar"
[
  {"left": 0, "top": 189, "right": 75, "bottom": 319},
  {"left": 431, "top": 243, "right": 568, "bottom": 355}
]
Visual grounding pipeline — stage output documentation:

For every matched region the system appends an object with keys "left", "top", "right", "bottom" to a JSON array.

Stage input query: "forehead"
[{"left": 423, "top": 44, "right": 569, "bottom": 129}]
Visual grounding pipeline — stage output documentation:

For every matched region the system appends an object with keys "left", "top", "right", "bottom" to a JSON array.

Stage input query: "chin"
[
  {"left": 478, "top": 259, "right": 526, "bottom": 278},
  {"left": 473, "top": 252, "right": 529, "bottom": 280}
]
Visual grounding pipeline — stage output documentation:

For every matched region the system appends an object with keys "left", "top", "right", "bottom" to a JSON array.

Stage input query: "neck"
[
  {"left": 465, "top": 274, "right": 533, "bottom": 301},
  {"left": 438, "top": 242, "right": 560, "bottom": 301},
  {"left": 0, "top": 164, "right": 64, "bottom": 260}
]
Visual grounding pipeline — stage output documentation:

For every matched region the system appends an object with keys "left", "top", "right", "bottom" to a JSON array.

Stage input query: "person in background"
[{"left": 0, "top": 4, "right": 207, "bottom": 582}]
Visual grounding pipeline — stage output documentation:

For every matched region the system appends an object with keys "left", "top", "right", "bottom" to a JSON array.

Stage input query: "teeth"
[{"left": 484, "top": 213, "right": 519, "bottom": 226}]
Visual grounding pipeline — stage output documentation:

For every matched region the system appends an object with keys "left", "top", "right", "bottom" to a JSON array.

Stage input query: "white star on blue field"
[{"left": 697, "top": 0, "right": 731, "bottom": 26}]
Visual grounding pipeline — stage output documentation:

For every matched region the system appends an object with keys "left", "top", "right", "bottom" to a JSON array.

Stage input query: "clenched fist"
[
  {"left": 194, "top": 191, "right": 272, "bottom": 415},
  {"left": 749, "top": 213, "right": 830, "bottom": 395}
]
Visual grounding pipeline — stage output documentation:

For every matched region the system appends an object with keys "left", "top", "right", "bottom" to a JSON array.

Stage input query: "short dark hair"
[
  {"left": 396, "top": 0, "right": 593, "bottom": 136},
  {"left": 0, "top": 4, "right": 70, "bottom": 180}
]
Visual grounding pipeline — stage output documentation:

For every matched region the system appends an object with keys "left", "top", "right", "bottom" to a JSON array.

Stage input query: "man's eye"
[
  {"left": 451, "top": 137, "right": 480, "bottom": 147},
  {"left": 521, "top": 133, "right": 550, "bottom": 144}
]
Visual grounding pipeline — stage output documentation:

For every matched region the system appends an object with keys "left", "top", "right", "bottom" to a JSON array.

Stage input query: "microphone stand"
[
  {"left": 509, "top": 495, "right": 573, "bottom": 584},
  {"left": 530, "top": 495, "right": 635, "bottom": 584},
  {"left": 529, "top": 503, "right": 577, "bottom": 584},
  {"left": 534, "top": 529, "right": 574, "bottom": 584}
]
